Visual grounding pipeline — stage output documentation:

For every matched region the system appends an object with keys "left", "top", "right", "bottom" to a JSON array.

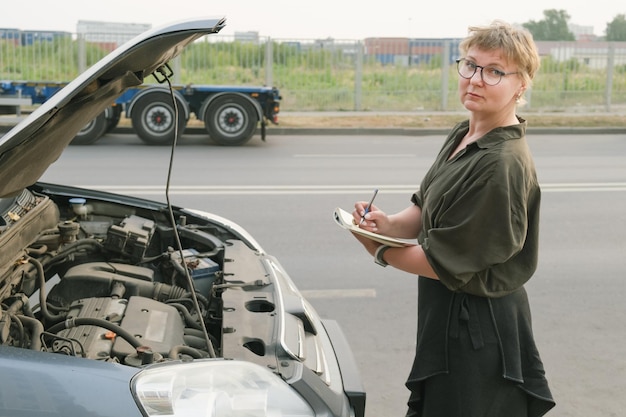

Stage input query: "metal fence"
[{"left": 1, "top": 30, "right": 626, "bottom": 113}]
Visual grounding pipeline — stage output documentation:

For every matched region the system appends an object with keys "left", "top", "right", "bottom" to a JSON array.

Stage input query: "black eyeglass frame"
[{"left": 455, "top": 58, "right": 519, "bottom": 86}]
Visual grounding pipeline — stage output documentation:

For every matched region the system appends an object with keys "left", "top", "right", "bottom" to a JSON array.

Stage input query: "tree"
[
  {"left": 523, "top": 9, "right": 576, "bottom": 41},
  {"left": 606, "top": 14, "right": 626, "bottom": 41}
]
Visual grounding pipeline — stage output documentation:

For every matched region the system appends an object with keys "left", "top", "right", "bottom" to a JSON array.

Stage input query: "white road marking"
[
  {"left": 300, "top": 288, "right": 377, "bottom": 299},
  {"left": 294, "top": 154, "right": 416, "bottom": 158},
  {"left": 72, "top": 183, "right": 626, "bottom": 195}
]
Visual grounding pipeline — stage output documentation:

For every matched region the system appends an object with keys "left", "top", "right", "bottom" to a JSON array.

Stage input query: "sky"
[{"left": 1, "top": 0, "right": 624, "bottom": 39}]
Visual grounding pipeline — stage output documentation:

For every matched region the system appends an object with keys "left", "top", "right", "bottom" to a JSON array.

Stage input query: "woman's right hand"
[
  {"left": 354, "top": 203, "right": 423, "bottom": 240},
  {"left": 352, "top": 202, "right": 389, "bottom": 235}
]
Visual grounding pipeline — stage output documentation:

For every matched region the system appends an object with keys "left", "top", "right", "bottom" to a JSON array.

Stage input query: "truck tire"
[
  {"left": 204, "top": 95, "right": 257, "bottom": 146},
  {"left": 71, "top": 110, "right": 108, "bottom": 145},
  {"left": 131, "top": 91, "right": 186, "bottom": 145},
  {"left": 105, "top": 106, "right": 121, "bottom": 133}
]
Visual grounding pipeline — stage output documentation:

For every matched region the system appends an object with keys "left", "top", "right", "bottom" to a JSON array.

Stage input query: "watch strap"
[{"left": 374, "top": 245, "right": 391, "bottom": 267}]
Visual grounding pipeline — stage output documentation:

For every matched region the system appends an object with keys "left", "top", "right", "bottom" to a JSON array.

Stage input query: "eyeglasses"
[{"left": 456, "top": 58, "right": 519, "bottom": 86}]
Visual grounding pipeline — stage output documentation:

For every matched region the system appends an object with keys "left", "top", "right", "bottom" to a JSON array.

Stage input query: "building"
[
  {"left": 364, "top": 37, "right": 461, "bottom": 66},
  {"left": 537, "top": 41, "right": 626, "bottom": 68},
  {"left": 0, "top": 28, "right": 70, "bottom": 46},
  {"left": 76, "top": 20, "right": 151, "bottom": 51},
  {"left": 234, "top": 31, "right": 260, "bottom": 43},
  {"left": 569, "top": 23, "right": 597, "bottom": 41}
]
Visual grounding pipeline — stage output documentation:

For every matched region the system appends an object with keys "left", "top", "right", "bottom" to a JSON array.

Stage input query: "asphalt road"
[{"left": 39, "top": 132, "right": 626, "bottom": 417}]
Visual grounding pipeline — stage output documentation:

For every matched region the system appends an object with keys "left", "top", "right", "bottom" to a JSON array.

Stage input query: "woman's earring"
[{"left": 515, "top": 94, "right": 522, "bottom": 104}]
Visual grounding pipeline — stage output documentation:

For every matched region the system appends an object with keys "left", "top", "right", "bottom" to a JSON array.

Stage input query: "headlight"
[{"left": 132, "top": 359, "right": 314, "bottom": 417}]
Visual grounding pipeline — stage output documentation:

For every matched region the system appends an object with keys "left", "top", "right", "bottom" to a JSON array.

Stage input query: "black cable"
[{"left": 47, "top": 317, "right": 143, "bottom": 349}]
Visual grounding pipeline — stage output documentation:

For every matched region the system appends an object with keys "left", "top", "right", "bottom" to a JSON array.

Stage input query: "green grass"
[{"left": 2, "top": 38, "right": 626, "bottom": 113}]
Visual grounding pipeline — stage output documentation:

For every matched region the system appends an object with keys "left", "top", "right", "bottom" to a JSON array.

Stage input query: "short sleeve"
[{"left": 420, "top": 153, "right": 539, "bottom": 297}]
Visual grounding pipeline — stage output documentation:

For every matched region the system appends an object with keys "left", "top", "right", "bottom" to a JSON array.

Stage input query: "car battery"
[
  {"left": 174, "top": 249, "right": 219, "bottom": 296},
  {"left": 105, "top": 215, "right": 156, "bottom": 262}
]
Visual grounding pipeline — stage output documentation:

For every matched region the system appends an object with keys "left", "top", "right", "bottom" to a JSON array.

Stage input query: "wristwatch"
[{"left": 374, "top": 245, "right": 391, "bottom": 267}]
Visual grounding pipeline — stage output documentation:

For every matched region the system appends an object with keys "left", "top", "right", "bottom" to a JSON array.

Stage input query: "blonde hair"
[{"left": 459, "top": 20, "right": 540, "bottom": 90}]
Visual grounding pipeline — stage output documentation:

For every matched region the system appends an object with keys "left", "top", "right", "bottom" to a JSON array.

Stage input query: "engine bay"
[{"left": 0, "top": 186, "right": 245, "bottom": 366}]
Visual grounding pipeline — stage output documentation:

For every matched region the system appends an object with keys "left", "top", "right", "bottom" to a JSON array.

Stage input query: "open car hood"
[{"left": 0, "top": 17, "right": 225, "bottom": 198}]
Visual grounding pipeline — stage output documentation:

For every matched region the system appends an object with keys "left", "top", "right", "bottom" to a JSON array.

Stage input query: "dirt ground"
[
  {"left": 273, "top": 112, "right": 626, "bottom": 129},
  {"left": 5, "top": 111, "right": 623, "bottom": 132}
]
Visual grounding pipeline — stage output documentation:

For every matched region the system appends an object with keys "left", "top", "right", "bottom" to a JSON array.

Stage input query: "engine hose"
[
  {"left": 16, "top": 315, "right": 44, "bottom": 351},
  {"left": 168, "top": 345, "right": 206, "bottom": 359},
  {"left": 189, "top": 292, "right": 210, "bottom": 308},
  {"left": 183, "top": 334, "right": 208, "bottom": 349},
  {"left": 184, "top": 327, "right": 206, "bottom": 338},
  {"left": 174, "top": 292, "right": 210, "bottom": 311},
  {"left": 168, "top": 295, "right": 209, "bottom": 310},
  {"left": 26, "top": 244, "right": 48, "bottom": 256},
  {"left": 41, "top": 239, "right": 104, "bottom": 268},
  {"left": 27, "top": 257, "right": 65, "bottom": 323},
  {"left": 151, "top": 282, "right": 187, "bottom": 302},
  {"left": 9, "top": 315, "right": 25, "bottom": 347},
  {"left": 47, "top": 318, "right": 145, "bottom": 350},
  {"left": 183, "top": 329, "right": 218, "bottom": 349},
  {"left": 168, "top": 303, "right": 202, "bottom": 330}
]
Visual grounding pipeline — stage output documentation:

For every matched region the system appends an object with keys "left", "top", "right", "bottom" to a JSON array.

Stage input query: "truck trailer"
[{"left": 0, "top": 78, "right": 281, "bottom": 146}]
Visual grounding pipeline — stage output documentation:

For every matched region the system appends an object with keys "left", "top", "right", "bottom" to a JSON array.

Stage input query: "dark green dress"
[{"left": 406, "top": 119, "right": 556, "bottom": 416}]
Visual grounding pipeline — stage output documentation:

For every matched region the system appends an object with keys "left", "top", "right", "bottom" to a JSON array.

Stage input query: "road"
[{"left": 40, "top": 132, "right": 626, "bottom": 417}]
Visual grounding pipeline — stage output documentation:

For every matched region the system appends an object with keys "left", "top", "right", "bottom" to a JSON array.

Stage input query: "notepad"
[{"left": 333, "top": 207, "right": 416, "bottom": 248}]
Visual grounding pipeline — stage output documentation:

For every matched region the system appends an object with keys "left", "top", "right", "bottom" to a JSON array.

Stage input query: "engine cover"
[
  {"left": 113, "top": 296, "right": 185, "bottom": 358},
  {"left": 56, "top": 297, "right": 127, "bottom": 360},
  {"left": 56, "top": 296, "right": 185, "bottom": 361}
]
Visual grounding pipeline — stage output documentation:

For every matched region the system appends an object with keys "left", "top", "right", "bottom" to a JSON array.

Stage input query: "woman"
[{"left": 351, "top": 21, "right": 555, "bottom": 416}]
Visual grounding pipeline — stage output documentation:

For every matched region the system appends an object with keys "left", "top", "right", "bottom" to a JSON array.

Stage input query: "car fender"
[{"left": 0, "top": 345, "right": 142, "bottom": 417}]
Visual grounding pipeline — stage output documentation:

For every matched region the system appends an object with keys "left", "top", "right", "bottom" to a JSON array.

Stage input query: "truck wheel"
[
  {"left": 105, "top": 106, "right": 122, "bottom": 133},
  {"left": 204, "top": 95, "right": 257, "bottom": 146},
  {"left": 131, "top": 91, "right": 186, "bottom": 145},
  {"left": 71, "top": 110, "right": 108, "bottom": 145}
]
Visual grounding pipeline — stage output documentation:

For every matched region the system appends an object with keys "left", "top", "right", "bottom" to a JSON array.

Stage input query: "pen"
[{"left": 360, "top": 188, "right": 378, "bottom": 224}]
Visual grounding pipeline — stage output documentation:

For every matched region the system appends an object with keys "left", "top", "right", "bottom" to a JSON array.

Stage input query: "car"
[{"left": 0, "top": 18, "right": 365, "bottom": 417}]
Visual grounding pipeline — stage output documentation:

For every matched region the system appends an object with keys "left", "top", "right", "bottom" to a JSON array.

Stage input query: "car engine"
[{"left": 0, "top": 187, "right": 236, "bottom": 366}]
